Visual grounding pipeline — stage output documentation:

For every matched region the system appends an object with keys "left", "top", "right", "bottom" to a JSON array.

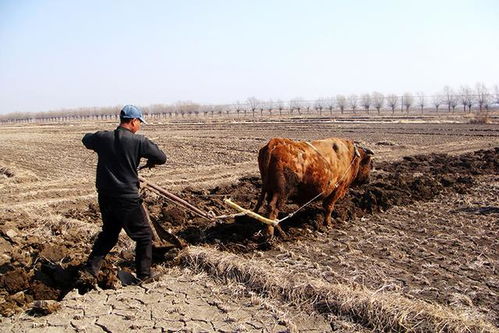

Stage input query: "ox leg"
[
  {"left": 322, "top": 189, "right": 345, "bottom": 228},
  {"left": 265, "top": 193, "right": 287, "bottom": 240},
  {"left": 265, "top": 193, "right": 279, "bottom": 239},
  {"left": 253, "top": 190, "right": 266, "bottom": 213}
]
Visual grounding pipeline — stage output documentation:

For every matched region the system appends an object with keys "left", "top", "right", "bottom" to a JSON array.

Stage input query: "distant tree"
[
  {"left": 247, "top": 97, "right": 260, "bottom": 117},
  {"left": 371, "top": 92, "right": 384, "bottom": 114},
  {"left": 459, "top": 86, "right": 473, "bottom": 112},
  {"left": 494, "top": 85, "right": 499, "bottom": 104},
  {"left": 215, "top": 105, "right": 224, "bottom": 116},
  {"left": 200, "top": 104, "right": 212, "bottom": 117},
  {"left": 348, "top": 94, "right": 358, "bottom": 113},
  {"left": 433, "top": 95, "right": 442, "bottom": 113},
  {"left": 314, "top": 98, "right": 325, "bottom": 115},
  {"left": 450, "top": 96, "right": 458, "bottom": 112},
  {"left": 336, "top": 95, "right": 347, "bottom": 114},
  {"left": 266, "top": 100, "right": 274, "bottom": 116},
  {"left": 289, "top": 97, "right": 305, "bottom": 115},
  {"left": 326, "top": 97, "right": 335, "bottom": 115},
  {"left": 475, "top": 82, "right": 489, "bottom": 112},
  {"left": 442, "top": 86, "right": 458, "bottom": 112},
  {"left": 403, "top": 93, "right": 414, "bottom": 113},
  {"left": 216, "top": 104, "right": 227, "bottom": 116},
  {"left": 175, "top": 101, "right": 199, "bottom": 118},
  {"left": 276, "top": 99, "right": 284, "bottom": 116},
  {"left": 360, "top": 93, "right": 371, "bottom": 113},
  {"left": 304, "top": 100, "right": 312, "bottom": 114},
  {"left": 386, "top": 94, "right": 398, "bottom": 114},
  {"left": 416, "top": 92, "right": 425, "bottom": 114},
  {"left": 232, "top": 101, "right": 243, "bottom": 117}
]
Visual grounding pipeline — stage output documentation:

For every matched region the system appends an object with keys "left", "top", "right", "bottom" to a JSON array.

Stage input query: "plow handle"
[{"left": 138, "top": 176, "right": 211, "bottom": 219}]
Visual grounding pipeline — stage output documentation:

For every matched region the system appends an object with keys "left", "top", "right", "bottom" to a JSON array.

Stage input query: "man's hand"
[{"left": 138, "top": 161, "right": 156, "bottom": 171}]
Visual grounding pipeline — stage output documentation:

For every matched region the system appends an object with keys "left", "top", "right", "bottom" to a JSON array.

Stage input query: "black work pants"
[{"left": 86, "top": 194, "right": 152, "bottom": 279}]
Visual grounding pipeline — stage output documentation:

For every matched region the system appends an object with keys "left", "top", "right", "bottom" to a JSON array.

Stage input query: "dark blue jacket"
[{"left": 83, "top": 126, "right": 167, "bottom": 198}]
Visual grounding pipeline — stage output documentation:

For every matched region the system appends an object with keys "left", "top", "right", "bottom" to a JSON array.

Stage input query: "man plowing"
[{"left": 81, "top": 105, "right": 167, "bottom": 283}]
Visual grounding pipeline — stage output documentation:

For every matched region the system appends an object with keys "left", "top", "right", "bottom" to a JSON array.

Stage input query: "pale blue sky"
[{"left": 1, "top": 0, "right": 498, "bottom": 114}]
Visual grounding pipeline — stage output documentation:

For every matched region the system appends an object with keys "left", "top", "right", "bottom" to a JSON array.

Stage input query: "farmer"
[{"left": 81, "top": 104, "right": 167, "bottom": 282}]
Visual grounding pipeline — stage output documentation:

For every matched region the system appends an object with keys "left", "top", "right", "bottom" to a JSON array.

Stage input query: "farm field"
[{"left": 0, "top": 118, "right": 498, "bottom": 332}]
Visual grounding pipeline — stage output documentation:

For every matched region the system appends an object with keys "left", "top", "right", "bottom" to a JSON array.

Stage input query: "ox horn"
[
  {"left": 363, "top": 147, "right": 374, "bottom": 155},
  {"left": 354, "top": 141, "right": 374, "bottom": 156}
]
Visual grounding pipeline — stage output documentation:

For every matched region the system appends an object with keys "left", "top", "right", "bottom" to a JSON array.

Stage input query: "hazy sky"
[{"left": 1, "top": 0, "right": 498, "bottom": 114}]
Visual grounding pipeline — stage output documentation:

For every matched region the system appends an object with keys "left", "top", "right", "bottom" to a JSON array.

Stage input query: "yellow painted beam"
[{"left": 224, "top": 199, "right": 279, "bottom": 226}]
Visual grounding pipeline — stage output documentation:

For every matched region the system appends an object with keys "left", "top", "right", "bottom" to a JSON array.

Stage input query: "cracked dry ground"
[{"left": 1, "top": 269, "right": 332, "bottom": 332}]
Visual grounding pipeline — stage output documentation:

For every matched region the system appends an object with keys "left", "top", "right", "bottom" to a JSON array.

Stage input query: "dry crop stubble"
[{"left": 179, "top": 246, "right": 497, "bottom": 332}]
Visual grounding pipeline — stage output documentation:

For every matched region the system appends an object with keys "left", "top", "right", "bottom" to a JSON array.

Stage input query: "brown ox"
[{"left": 254, "top": 137, "right": 373, "bottom": 237}]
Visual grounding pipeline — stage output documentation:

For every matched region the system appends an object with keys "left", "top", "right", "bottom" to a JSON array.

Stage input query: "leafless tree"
[
  {"left": 348, "top": 94, "right": 358, "bottom": 113},
  {"left": 475, "top": 82, "right": 489, "bottom": 112},
  {"left": 494, "top": 85, "right": 499, "bottom": 104},
  {"left": 247, "top": 97, "right": 260, "bottom": 117},
  {"left": 215, "top": 105, "right": 224, "bottom": 116},
  {"left": 360, "top": 94, "right": 371, "bottom": 113},
  {"left": 416, "top": 92, "right": 425, "bottom": 114},
  {"left": 403, "top": 93, "right": 414, "bottom": 113},
  {"left": 289, "top": 97, "right": 305, "bottom": 115},
  {"left": 266, "top": 100, "right": 274, "bottom": 116},
  {"left": 325, "top": 97, "right": 335, "bottom": 115},
  {"left": 314, "top": 98, "right": 325, "bottom": 115},
  {"left": 232, "top": 101, "right": 243, "bottom": 117},
  {"left": 442, "top": 86, "right": 459, "bottom": 112},
  {"left": 459, "top": 86, "right": 473, "bottom": 112},
  {"left": 371, "top": 92, "right": 384, "bottom": 114},
  {"left": 386, "top": 94, "right": 398, "bottom": 114},
  {"left": 450, "top": 96, "right": 458, "bottom": 112},
  {"left": 200, "top": 104, "right": 212, "bottom": 117},
  {"left": 174, "top": 101, "right": 184, "bottom": 117},
  {"left": 276, "top": 100, "right": 285, "bottom": 116},
  {"left": 304, "top": 100, "right": 312, "bottom": 114},
  {"left": 336, "top": 95, "right": 346, "bottom": 114},
  {"left": 175, "top": 101, "right": 199, "bottom": 118},
  {"left": 433, "top": 95, "right": 442, "bottom": 113}
]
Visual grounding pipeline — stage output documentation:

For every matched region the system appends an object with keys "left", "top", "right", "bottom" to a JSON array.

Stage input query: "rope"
[{"left": 276, "top": 191, "right": 324, "bottom": 223}]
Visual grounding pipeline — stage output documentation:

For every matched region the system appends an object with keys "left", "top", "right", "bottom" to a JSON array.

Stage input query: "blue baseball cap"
[{"left": 120, "top": 105, "right": 147, "bottom": 124}]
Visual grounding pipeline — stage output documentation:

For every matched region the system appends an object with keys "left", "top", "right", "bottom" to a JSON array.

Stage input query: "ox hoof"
[
  {"left": 276, "top": 225, "right": 288, "bottom": 240},
  {"left": 314, "top": 221, "right": 324, "bottom": 231}
]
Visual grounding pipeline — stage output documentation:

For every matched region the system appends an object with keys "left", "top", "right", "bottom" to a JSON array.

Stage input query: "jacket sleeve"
[
  {"left": 82, "top": 133, "right": 97, "bottom": 150},
  {"left": 141, "top": 138, "right": 167, "bottom": 166}
]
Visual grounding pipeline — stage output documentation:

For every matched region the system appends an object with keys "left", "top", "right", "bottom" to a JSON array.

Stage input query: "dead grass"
[
  {"left": 179, "top": 246, "right": 497, "bottom": 333},
  {"left": 468, "top": 114, "right": 492, "bottom": 124}
]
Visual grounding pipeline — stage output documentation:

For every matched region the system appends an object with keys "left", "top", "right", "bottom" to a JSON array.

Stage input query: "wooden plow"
[{"left": 138, "top": 176, "right": 278, "bottom": 246}]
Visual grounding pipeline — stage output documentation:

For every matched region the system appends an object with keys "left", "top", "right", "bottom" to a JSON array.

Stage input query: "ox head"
[{"left": 352, "top": 144, "right": 374, "bottom": 185}]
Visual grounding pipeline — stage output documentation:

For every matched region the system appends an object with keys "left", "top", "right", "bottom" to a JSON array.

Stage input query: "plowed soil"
[{"left": 0, "top": 118, "right": 498, "bottom": 331}]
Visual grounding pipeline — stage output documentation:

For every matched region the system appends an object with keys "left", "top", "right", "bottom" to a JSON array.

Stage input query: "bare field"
[{"left": 0, "top": 118, "right": 498, "bottom": 332}]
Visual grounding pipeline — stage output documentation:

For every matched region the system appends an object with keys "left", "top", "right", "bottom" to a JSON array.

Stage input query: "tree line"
[{"left": 1, "top": 83, "right": 498, "bottom": 123}]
